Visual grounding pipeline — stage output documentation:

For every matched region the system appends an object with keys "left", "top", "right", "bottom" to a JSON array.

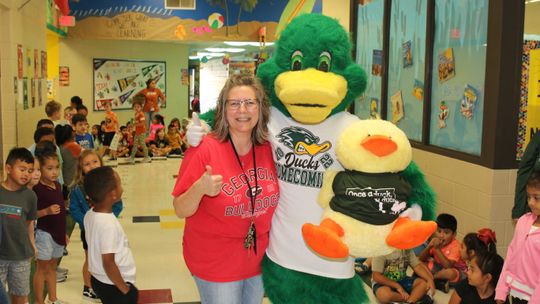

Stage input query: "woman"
[
  {"left": 172, "top": 75, "right": 279, "bottom": 304},
  {"left": 138, "top": 79, "right": 166, "bottom": 131}
]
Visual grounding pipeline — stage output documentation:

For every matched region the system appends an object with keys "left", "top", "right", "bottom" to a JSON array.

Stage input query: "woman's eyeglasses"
[{"left": 227, "top": 99, "right": 258, "bottom": 110}]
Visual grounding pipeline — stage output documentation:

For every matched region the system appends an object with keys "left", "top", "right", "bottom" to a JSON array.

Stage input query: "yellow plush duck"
[{"left": 302, "top": 119, "right": 437, "bottom": 259}]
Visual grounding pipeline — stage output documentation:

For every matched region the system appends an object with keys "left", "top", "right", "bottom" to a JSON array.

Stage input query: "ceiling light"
[
  {"left": 197, "top": 52, "right": 225, "bottom": 57},
  {"left": 205, "top": 47, "right": 245, "bottom": 53}
]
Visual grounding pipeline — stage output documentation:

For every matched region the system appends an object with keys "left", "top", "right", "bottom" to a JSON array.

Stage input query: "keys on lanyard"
[{"left": 244, "top": 219, "right": 257, "bottom": 255}]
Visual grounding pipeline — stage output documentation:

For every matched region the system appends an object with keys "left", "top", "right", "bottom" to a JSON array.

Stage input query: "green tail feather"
[{"left": 400, "top": 160, "right": 437, "bottom": 221}]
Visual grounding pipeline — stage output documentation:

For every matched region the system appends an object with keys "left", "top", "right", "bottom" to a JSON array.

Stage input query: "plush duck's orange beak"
[{"left": 361, "top": 135, "right": 397, "bottom": 157}]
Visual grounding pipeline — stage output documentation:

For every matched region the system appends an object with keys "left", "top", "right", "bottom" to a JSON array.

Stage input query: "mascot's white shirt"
[{"left": 266, "top": 107, "right": 358, "bottom": 278}]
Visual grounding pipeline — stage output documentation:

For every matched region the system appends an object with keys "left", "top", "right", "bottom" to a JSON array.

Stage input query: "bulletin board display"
[
  {"left": 428, "top": 0, "right": 488, "bottom": 156},
  {"left": 385, "top": 0, "right": 427, "bottom": 142},
  {"left": 354, "top": 0, "right": 384, "bottom": 120},
  {"left": 93, "top": 58, "right": 166, "bottom": 111}
]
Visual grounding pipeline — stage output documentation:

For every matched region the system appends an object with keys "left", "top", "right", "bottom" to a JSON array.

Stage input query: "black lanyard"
[{"left": 228, "top": 134, "right": 258, "bottom": 254}]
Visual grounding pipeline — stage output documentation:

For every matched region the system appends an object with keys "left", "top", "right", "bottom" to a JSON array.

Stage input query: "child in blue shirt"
[{"left": 73, "top": 114, "right": 95, "bottom": 150}]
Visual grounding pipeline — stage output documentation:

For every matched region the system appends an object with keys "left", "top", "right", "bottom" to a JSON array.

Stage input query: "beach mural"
[{"left": 68, "top": 0, "right": 322, "bottom": 42}]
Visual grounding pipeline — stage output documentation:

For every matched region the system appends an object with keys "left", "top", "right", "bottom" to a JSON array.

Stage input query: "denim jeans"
[
  {"left": 193, "top": 274, "right": 264, "bottom": 304},
  {"left": 144, "top": 111, "right": 154, "bottom": 134}
]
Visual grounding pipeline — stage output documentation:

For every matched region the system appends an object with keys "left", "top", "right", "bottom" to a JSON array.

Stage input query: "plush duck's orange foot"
[
  {"left": 386, "top": 217, "right": 437, "bottom": 250},
  {"left": 302, "top": 218, "right": 349, "bottom": 259}
]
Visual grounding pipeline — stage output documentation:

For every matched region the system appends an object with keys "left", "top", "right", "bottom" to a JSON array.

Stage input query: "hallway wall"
[
  {"left": 0, "top": 0, "right": 47, "bottom": 157},
  {"left": 57, "top": 39, "right": 189, "bottom": 131}
]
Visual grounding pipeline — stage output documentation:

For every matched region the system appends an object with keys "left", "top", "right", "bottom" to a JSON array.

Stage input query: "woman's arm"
[{"left": 173, "top": 165, "right": 222, "bottom": 218}]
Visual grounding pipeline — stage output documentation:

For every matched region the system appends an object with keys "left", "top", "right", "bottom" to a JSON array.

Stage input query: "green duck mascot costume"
[{"left": 256, "top": 14, "right": 436, "bottom": 303}]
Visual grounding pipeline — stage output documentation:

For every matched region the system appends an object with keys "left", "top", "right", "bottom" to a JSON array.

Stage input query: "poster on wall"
[
  {"left": 17, "top": 45, "right": 23, "bottom": 79},
  {"left": 38, "top": 79, "right": 43, "bottom": 106},
  {"left": 181, "top": 68, "right": 189, "bottom": 85},
  {"left": 34, "top": 49, "right": 39, "bottom": 79},
  {"left": 391, "top": 90, "right": 404, "bottom": 124},
  {"left": 41, "top": 51, "right": 47, "bottom": 78},
  {"left": 438, "top": 48, "right": 455, "bottom": 83},
  {"left": 26, "top": 48, "right": 32, "bottom": 78},
  {"left": 23, "top": 78, "right": 28, "bottom": 110},
  {"left": 372, "top": 49, "right": 383, "bottom": 76},
  {"left": 460, "top": 84, "right": 479, "bottom": 119},
  {"left": 402, "top": 41, "right": 412, "bottom": 68},
  {"left": 93, "top": 58, "right": 166, "bottom": 111},
  {"left": 31, "top": 78, "right": 36, "bottom": 108},
  {"left": 59, "top": 66, "right": 69, "bottom": 86}
]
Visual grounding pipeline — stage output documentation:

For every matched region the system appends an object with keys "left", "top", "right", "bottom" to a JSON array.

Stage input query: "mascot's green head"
[{"left": 257, "top": 14, "right": 367, "bottom": 124}]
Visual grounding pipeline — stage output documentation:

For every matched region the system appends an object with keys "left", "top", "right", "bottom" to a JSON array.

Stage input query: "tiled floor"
[{"left": 57, "top": 158, "right": 452, "bottom": 303}]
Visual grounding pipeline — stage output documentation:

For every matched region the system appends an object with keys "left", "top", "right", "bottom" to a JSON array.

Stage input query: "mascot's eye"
[
  {"left": 291, "top": 50, "right": 304, "bottom": 71},
  {"left": 318, "top": 51, "right": 332, "bottom": 72}
]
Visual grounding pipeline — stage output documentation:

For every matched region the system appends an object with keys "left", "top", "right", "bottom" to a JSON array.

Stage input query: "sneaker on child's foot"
[
  {"left": 142, "top": 157, "right": 152, "bottom": 163},
  {"left": 57, "top": 267, "right": 68, "bottom": 275},
  {"left": 83, "top": 286, "right": 101, "bottom": 303},
  {"left": 354, "top": 262, "right": 370, "bottom": 275},
  {"left": 434, "top": 279, "right": 450, "bottom": 293},
  {"left": 56, "top": 272, "right": 67, "bottom": 283}
]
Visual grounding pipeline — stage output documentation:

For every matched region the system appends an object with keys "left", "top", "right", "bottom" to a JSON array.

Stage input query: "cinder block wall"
[{"left": 413, "top": 148, "right": 517, "bottom": 257}]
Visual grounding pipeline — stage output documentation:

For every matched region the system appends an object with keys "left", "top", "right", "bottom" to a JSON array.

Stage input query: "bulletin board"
[
  {"left": 354, "top": 0, "right": 384, "bottom": 119},
  {"left": 428, "top": 0, "right": 488, "bottom": 156},
  {"left": 93, "top": 58, "right": 166, "bottom": 111},
  {"left": 385, "top": 0, "right": 427, "bottom": 142}
]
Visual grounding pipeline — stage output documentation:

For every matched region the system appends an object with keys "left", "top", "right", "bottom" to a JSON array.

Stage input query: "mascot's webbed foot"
[
  {"left": 386, "top": 217, "right": 437, "bottom": 250},
  {"left": 302, "top": 218, "right": 349, "bottom": 259}
]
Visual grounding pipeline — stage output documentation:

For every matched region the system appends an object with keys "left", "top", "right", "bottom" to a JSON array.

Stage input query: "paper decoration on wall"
[
  {"left": 13, "top": 77, "right": 17, "bottom": 94},
  {"left": 438, "top": 101, "right": 449, "bottom": 128},
  {"left": 438, "top": 48, "right": 455, "bottom": 83},
  {"left": 38, "top": 79, "right": 43, "bottom": 106},
  {"left": 34, "top": 49, "right": 39, "bottom": 79},
  {"left": 26, "top": 48, "right": 32, "bottom": 78},
  {"left": 402, "top": 40, "right": 412, "bottom": 68},
  {"left": 181, "top": 68, "right": 189, "bottom": 85},
  {"left": 117, "top": 74, "right": 138, "bottom": 92},
  {"left": 31, "top": 78, "right": 36, "bottom": 108},
  {"left": 23, "top": 78, "right": 28, "bottom": 110},
  {"left": 208, "top": 12, "right": 224, "bottom": 29},
  {"left": 175, "top": 24, "right": 187, "bottom": 39},
  {"left": 460, "top": 84, "right": 479, "bottom": 119},
  {"left": 47, "top": 79, "right": 54, "bottom": 99},
  {"left": 372, "top": 49, "right": 383, "bottom": 76},
  {"left": 17, "top": 45, "right": 23, "bottom": 79},
  {"left": 93, "top": 58, "right": 166, "bottom": 111},
  {"left": 59, "top": 66, "right": 70, "bottom": 86},
  {"left": 391, "top": 90, "right": 404, "bottom": 124},
  {"left": 41, "top": 51, "right": 47, "bottom": 78},
  {"left": 369, "top": 97, "right": 380, "bottom": 119},
  {"left": 192, "top": 25, "right": 212, "bottom": 35},
  {"left": 412, "top": 79, "right": 424, "bottom": 101}
]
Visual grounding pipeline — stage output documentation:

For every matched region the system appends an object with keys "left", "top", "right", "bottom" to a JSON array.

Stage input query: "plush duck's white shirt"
[{"left": 266, "top": 107, "right": 358, "bottom": 278}]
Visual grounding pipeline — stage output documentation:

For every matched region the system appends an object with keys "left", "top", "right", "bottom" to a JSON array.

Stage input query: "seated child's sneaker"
[
  {"left": 46, "top": 299, "right": 69, "bottom": 304},
  {"left": 434, "top": 279, "right": 449, "bottom": 293},
  {"left": 354, "top": 261, "right": 370, "bottom": 275}
]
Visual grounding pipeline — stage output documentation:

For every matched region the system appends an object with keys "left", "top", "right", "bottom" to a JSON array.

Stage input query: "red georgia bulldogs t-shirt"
[{"left": 172, "top": 135, "right": 279, "bottom": 282}]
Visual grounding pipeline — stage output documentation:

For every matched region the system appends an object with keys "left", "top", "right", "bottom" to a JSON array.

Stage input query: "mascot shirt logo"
[
  {"left": 275, "top": 127, "right": 333, "bottom": 188},
  {"left": 276, "top": 126, "right": 331, "bottom": 157}
]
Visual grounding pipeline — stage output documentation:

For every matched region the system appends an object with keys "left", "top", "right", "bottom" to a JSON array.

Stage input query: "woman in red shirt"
[
  {"left": 172, "top": 75, "right": 279, "bottom": 303},
  {"left": 137, "top": 79, "right": 166, "bottom": 132}
]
